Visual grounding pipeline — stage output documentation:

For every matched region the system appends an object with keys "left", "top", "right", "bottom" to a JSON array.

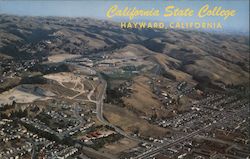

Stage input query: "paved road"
[
  {"left": 95, "top": 74, "right": 151, "bottom": 143},
  {"left": 134, "top": 124, "right": 212, "bottom": 159},
  {"left": 134, "top": 102, "right": 248, "bottom": 159},
  {"left": 69, "top": 61, "right": 151, "bottom": 144}
]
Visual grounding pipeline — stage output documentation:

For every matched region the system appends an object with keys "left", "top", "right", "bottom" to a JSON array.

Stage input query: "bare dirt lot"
[
  {"left": 0, "top": 85, "right": 55, "bottom": 106},
  {"left": 48, "top": 53, "right": 81, "bottom": 63},
  {"left": 44, "top": 72, "right": 90, "bottom": 100},
  {"left": 100, "top": 138, "right": 138, "bottom": 156}
]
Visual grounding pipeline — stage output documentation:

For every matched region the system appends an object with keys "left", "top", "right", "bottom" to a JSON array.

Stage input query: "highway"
[{"left": 134, "top": 124, "right": 212, "bottom": 159}]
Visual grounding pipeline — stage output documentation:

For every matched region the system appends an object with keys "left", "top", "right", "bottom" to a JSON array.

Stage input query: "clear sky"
[{"left": 0, "top": 0, "right": 249, "bottom": 33}]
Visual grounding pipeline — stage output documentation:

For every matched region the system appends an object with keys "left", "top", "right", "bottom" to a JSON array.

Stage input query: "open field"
[
  {"left": 123, "top": 75, "right": 169, "bottom": 118},
  {"left": 111, "top": 44, "right": 154, "bottom": 58},
  {"left": 103, "top": 104, "right": 170, "bottom": 138}
]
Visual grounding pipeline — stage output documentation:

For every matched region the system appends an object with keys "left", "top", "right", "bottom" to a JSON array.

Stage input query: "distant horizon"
[
  {"left": 0, "top": 0, "right": 249, "bottom": 34},
  {"left": 1, "top": 13, "right": 248, "bottom": 37}
]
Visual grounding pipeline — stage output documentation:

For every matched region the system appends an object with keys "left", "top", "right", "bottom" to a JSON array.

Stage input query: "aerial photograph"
[{"left": 0, "top": 0, "right": 249, "bottom": 159}]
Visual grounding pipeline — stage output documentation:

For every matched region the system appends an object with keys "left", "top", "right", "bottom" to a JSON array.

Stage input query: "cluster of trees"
[
  {"left": 10, "top": 109, "right": 28, "bottom": 118},
  {"left": 90, "top": 133, "right": 123, "bottom": 150},
  {"left": 0, "top": 101, "right": 28, "bottom": 119}
]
